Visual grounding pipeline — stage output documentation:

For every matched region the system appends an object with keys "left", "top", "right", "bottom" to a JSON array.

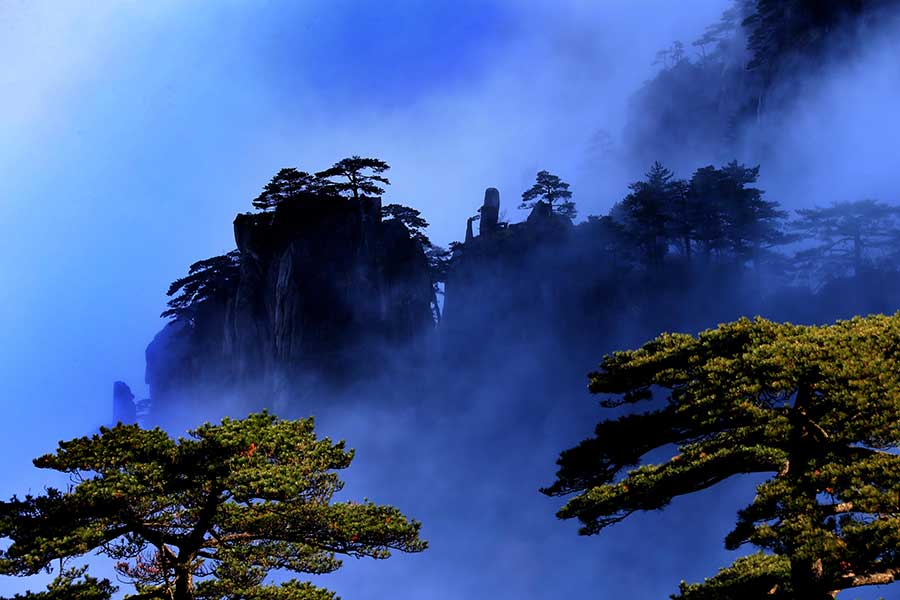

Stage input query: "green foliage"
[
  {"left": 675, "top": 553, "right": 791, "bottom": 600},
  {"left": 315, "top": 157, "right": 390, "bottom": 202},
  {"left": 544, "top": 314, "right": 900, "bottom": 599},
  {"left": 194, "top": 578, "right": 336, "bottom": 600},
  {"left": 252, "top": 169, "right": 323, "bottom": 211},
  {"left": 520, "top": 170, "right": 576, "bottom": 220},
  {"left": 162, "top": 250, "right": 241, "bottom": 321},
  {"left": 0, "top": 412, "right": 426, "bottom": 600},
  {"left": 0, "top": 566, "right": 116, "bottom": 600}
]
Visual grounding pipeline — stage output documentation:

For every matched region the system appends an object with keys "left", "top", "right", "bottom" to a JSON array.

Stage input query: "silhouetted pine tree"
[
  {"left": 382, "top": 203, "right": 431, "bottom": 248},
  {"left": 315, "top": 156, "right": 390, "bottom": 201},
  {"left": 792, "top": 199, "right": 900, "bottom": 280},
  {"left": 686, "top": 165, "right": 730, "bottom": 261},
  {"left": 520, "top": 170, "right": 576, "bottom": 220},
  {"left": 162, "top": 250, "right": 241, "bottom": 321},
  {"left": 252, "top": 168, "right": 322, "bottom": 210},
  {"left": 717, "top": 161, "right": 787, "bottom": 266},
  {"left": 621, "top": 162, "right": 681, "bottom": 269}
]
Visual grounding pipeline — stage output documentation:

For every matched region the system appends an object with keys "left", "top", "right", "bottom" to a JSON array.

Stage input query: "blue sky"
[{"left": 2, "top": 1, "right": 899, "bottom": 598}]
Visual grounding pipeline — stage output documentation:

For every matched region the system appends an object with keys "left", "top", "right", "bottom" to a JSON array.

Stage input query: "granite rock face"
[{"left": 146, "top": 192, "right": 434, "bottom": 414}]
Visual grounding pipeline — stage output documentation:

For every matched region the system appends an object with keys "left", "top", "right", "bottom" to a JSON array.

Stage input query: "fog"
[
  {"left": 2, "top": 1, "right": 899, "bottom": 599},
  {"left": 757, "top": 16, "right": 900, "bottom": 210}
]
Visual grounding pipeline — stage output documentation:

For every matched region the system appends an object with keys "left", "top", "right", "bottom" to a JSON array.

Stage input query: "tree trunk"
[
  {"left": 790, "top": 558, "right": 833, "bottom": 600},
  {"left": 174, "top": 565, "right": 193, "bottom": 600},
  {"left": 787, "top": 382, "right": 833, "bottom": 600}
]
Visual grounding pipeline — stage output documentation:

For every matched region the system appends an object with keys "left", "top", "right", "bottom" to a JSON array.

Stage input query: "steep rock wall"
[{"left": 146, "top": 193, "right": 433, "bottom": 414}]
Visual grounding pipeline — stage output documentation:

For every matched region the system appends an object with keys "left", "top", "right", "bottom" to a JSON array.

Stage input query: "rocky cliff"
[
  {"left": 142, "top": 184, "right": 636, "bottom": 418},
  {"left": 441, "top": 187, "right": 629, "bottom": 361},
  {"left": 146, "top": 192, "right": 434, "bottom": 415}
]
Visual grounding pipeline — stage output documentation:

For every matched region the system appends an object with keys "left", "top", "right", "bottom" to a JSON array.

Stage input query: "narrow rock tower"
[{"left": 479, "top": 187, "right": 500, "bottom": 237}]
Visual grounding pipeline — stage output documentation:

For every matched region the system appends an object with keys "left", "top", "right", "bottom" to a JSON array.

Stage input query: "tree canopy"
[
  {"left": 620, "top": 161, "right": 681, "bottom": 268},
  {"left": 792, "top": 199, "right": 900, "bottom": 282},
  {"left": 616, "top": 161, "right": 788, "bottom": 268},
  {"left": 315, "top": 157, "right": 390, "bottom": 202},
  {"left": 252, "top": 168, "right": 322, "bottom": 211},
  {"left": 714, "top": 161, "right": 787, "bottom": 264},
  {"left": 543, "top": 314, "right": 900, "bottom": 600},
  {"left": 520, "top": 170, "right": 576, "bottom": 220},
  {"left": 381, "top": 202, "right": 446, "bottom": 323},
  {"left": 0, "top": 567, "right": 115, "bottom": 600},
  {"left": 251, "top": 157, "right": 394, "bottom": 211},
  {"left": 0, "top": 412, "right": 426, "bottom": 600},
  {"left": 162, "top": 251, "right": 242, "bottom": 321},
  {"left": 381, "top": 203, "right": 431, "bottom": 248}
]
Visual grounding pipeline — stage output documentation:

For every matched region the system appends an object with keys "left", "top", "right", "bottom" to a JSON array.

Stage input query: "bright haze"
[{"left": 2, "top": 1, "right": 898, "bottom": 599}]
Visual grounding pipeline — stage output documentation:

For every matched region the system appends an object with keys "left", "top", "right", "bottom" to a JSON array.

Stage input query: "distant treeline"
[{"left": 581, "top": 160, "right": 900, "bottom": 285}]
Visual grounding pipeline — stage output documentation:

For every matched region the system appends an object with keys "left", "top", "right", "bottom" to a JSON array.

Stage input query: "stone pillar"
[{"left": 479, "top": 187, "right": 500, "bottom": 237}]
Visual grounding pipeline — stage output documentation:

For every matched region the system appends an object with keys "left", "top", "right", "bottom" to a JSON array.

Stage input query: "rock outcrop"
[
  {"left": 442, "top": 188, "right": 578, "bottom": 356},
  {"left": 478, "top": 187, "right": 500, "bottom": 237},
  {"left": 146, "top": 192, "right": 434, "bottom": 414},
  {"left": 143, "top": 186, "right": 593, "bottom": 416},
  {"left": 112, "top": 381, "right": 138, "bottom": 424}
]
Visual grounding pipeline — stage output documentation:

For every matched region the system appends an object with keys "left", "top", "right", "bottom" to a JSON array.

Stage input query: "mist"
[
  {"left": 3, "top": 1, "right": 900, "bottom": 599},
  {"left": 757, "top": 16, "right": 900, "bottom": 210}
]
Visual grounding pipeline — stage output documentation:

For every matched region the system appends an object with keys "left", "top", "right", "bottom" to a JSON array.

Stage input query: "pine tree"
[
  {"left": 520, "top": 170, "right": 576, "bottom": 221},
  {"left": 687, "top": 165, "right": 729, "bottom": 261},
  {"left": 682, "top": 162, "right": 787, "bottom": 266},
  {"left": 252, "top": 168, "right": 322, "bottom": 211},
  {"left": 792, "top": 199, "right": 900, "bottom": 281},
  {"left": 381, "top": 202, "right": 446, "bottom": 323},
  {"left": 621, "top": 162, "right": 681, "bottom": 269},
  {"left": 544, "top": 314, "right": 900, "bottom": 599},
  {"left": 162, "top": 250, "right": 241, "bottom": 321},
  {"left": 0, "top": 412, "right": 426, "bottom": 600},
  {"left": 717, "top": 161, "right": 787, "bottom": 265},
  {"left": 381, "top": 203, "right": 431, "bottom": 248},
  {"left": 666, "top": 179, "right": 695, "bottom": 260},
  {"left": 315, "top": 157, "right": 390, "bottom": 202},
  {"left": 692, "top": 1, "right": 750, "bottom": 61}
]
